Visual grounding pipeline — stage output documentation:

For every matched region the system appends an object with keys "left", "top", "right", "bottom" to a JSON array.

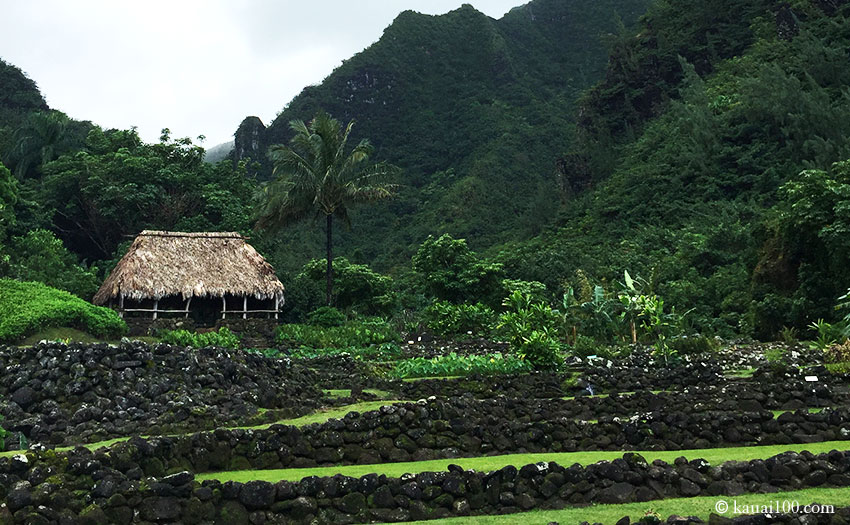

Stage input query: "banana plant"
[
  {"left": 561, "top": 286, "right": 581, "bottom": 344},
  {"left": 580, "top": 285, "right": 620, "bottom": 342},
  {"left": 617, "top": 270, "right": 645, "bottom": 344}
]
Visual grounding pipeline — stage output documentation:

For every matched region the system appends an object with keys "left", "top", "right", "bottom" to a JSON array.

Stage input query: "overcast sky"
[{"left": 2, "top": 1, "right": 522, "bottom": 147}]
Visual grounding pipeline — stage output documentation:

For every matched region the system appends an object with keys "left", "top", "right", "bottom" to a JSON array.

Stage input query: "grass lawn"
[
  {"left": 196, "top": 440, "right": 850, "bottom": 483},
  {"left": 392, "top": 487, "right": 850, "bottom": 524}
]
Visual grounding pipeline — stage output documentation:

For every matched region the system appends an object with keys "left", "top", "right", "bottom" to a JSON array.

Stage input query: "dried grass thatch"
[{"left": 93, "top": 231, "right": 284, "bottom": 304}]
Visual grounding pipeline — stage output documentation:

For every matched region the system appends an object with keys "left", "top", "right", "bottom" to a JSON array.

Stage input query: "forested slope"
[
  {"left": 234, "top": 0, "right": 651, "bottom": 270},
  {"left": 497, "top": 0, "right": 850, "bottom": 336}
]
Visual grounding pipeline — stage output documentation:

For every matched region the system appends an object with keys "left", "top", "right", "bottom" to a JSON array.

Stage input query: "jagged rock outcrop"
[{"left": 233, "top": 116, "right": 266, "bottom": 163}]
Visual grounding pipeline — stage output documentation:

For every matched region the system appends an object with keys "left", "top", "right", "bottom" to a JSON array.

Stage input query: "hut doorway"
[{"left": 190, "top": 297, "right": 223, "bottom": 327}]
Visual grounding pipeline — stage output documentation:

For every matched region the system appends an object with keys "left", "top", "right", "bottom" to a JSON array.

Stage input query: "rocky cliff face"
[{"left": 233, "top": 116, "right": 266, "bottom": 164}]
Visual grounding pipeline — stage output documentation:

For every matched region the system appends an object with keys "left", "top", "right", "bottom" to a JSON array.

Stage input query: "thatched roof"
[{"left": 93, "top": 231, "right": 284, "bottom": 304}]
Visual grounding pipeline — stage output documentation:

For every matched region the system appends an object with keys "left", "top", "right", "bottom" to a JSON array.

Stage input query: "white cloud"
[{"left": 1, "top": 0, "right": 521, "bottom": 146}]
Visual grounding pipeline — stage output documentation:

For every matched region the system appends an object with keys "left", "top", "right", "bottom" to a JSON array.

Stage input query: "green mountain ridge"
[{"left": 234, "top": 0, "right": 651, "bottom": 272}]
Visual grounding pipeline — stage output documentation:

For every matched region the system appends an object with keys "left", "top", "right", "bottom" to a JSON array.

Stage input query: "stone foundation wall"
[
  {"left": 125, "top": 318, "right": 196, "bottom": 337},
  {"left": 4, "top": 449, "right": 850, "bottom": 523},
  {"left": 63, "top": 402, "right": 850, "bottom": 476},
  {"left": 214, "top": 319, "right": 278, "bottom": 348}
]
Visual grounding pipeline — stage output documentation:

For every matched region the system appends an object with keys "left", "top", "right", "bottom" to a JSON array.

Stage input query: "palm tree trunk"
[{"left": 326, "top": 214, "right": 333, "bottom": 306}]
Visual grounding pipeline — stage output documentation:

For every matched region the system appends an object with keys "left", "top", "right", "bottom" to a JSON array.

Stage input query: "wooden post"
[
  {"left": 185, "top": 296, "right": 192, "bottom": 318},
  {"left": 243, "top": 296, "right": 247, "bottom": 320},
  {"left": 222, "top": 296, "right": 226, "bottom": 320},
  {"left": 119, "top": 294, "right": 125, "bottom": 318},
  {"left": 152, "top": 299, "right": 159, "bottom": 320},
  {"left": 274, "top": 295, "right": 279, "bottom": 320}
]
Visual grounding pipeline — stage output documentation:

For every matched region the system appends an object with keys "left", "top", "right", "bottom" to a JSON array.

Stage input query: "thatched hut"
[{"left": 93, "top": 231, "right": 284, "bottom": 323}]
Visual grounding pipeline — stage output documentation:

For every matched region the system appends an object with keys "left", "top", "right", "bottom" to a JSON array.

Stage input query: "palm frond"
[{"left": 257, "top": 111, "right": 401, "bottom": 235}]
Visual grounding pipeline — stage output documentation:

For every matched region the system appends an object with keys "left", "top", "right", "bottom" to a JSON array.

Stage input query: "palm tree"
[{"left": 257, "top": 111, "right": 398, "bottom": 306}]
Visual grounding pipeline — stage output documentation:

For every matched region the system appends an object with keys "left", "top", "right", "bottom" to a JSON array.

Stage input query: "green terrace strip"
[
  {"left": 196, "top": 440, "right": 850, "bottom": 483},
  {"left": 392, "top": 487, "right": 850, "bottom": 525},
  {"left": 262, "top": 401, "right": 409, "bottom": 428},
  {"left": 0, "top": 400, "right": 409, "bottom": 458},
  {"left": 725, "top": 368, "right": 757, "bottom": 379},
  {"left": 322, "top": 389, "right": 395, "bottom": 399},
  {"left": 402, "top": 376, "right": 464, "bottom": 382}
]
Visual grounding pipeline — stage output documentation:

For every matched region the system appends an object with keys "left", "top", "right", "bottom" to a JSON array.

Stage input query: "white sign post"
[{"left": 805, "top": 376, "right": 819, "bottom": 408}]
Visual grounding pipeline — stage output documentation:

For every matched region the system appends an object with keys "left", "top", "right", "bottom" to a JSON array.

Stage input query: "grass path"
[
  {"left": 196, "top": 440, "right": 850, "bottom": 483},
  {"left": 389, "top": 487, "right": 850, "bottom": 525}
]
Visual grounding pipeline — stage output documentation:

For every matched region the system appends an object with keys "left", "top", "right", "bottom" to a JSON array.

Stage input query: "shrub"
[
  {"left": 412, "top": 234, "right": 505, "bottom": 305},
  {"left": 825, "top": 339, "right": 850, "bottom": 364},
  {"left": 826, "top": 361, "right": 850, "bottom": 374},
  {"left": 514, "top": 330, "right": 563, "bottom": 370},
  {"left": 808, "top": 319, "right": 845, "bottom": 350},
  {"left": 0, "top": 279, "right": 126, "bottom": 342},
  {"left": 299, "top": 257, "right": 395, "bottom": 315},
  {"left": 497, "top": 291, "right": 563, "bottom": 370},
  {"left": 159, "top": 327, "right": 241, "bottom": 349},
  {"left": 424, "top": 301, "right": 495, "bottom": 337},
  {"left": 389, "top": 352, "right": 532, "bottom": 379},
  {"left": 569, "top": 334, "right": 602, "bottom": 359},
  {"left": 276, "top": 319, "right": 400, "bottom": 348},
  {"left": 779, "top": 326, "right": 799, "bottom": 344},
  {"left": 668, "top": 335, "right": 717, "bottom": 355},
  {"left": 2, "top": 229, "right": 100, "bottom": 299},
  {"left": 276, "top": 272, "right": 324, "bottom": 324},
  {"left": 306, "top": 306, "right": 346, "bottom": 327},
  {"left": 765, "top": 346, "right": 790, "bottom": 373}
]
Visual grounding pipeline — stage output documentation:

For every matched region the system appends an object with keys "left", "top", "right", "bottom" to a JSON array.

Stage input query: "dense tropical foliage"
[{"left": 1, "top": 0, "right": 850, "bottom": 349}]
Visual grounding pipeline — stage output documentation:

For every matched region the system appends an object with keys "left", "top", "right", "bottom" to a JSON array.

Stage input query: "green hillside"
[
  {"left": 0, "top": 58, "right": 94, "bottom": 179},
  {"left": 0, "top": 58, "right": 48, "bottom": 160},
  {"left": 237, "top": 0, "right": 651, "bottom": 271},
  {"left": 496, "top": 0, "right": 850, "bottom": 336}
]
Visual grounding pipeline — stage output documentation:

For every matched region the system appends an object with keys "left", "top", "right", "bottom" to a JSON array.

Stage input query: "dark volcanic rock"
[
  {"left": 239, "top": 481, "right": 275, "bottom": 510},
  {"left": 11, "top": 386, "right": 36, "bottom": 409}
]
